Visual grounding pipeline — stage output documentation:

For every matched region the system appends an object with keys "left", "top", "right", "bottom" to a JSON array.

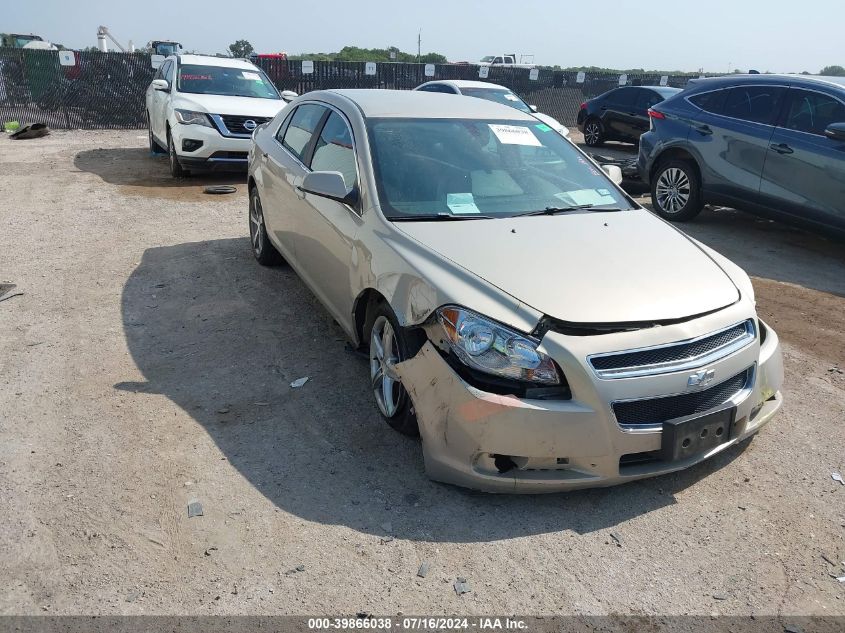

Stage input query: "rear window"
[
  {"left": 688, "top": 90, "right": 727, "bottom": 114},
  {"left": 722, "top": 86, "right": 785, "bottom": 125}
]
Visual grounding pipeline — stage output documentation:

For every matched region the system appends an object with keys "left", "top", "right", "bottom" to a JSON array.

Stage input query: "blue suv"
[{"left": 638, "top": 75, "right": 845, "bottom": 235}]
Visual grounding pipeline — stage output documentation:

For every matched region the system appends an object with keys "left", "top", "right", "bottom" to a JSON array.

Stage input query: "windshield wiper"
[
  {"left": 511, "top": 205, "right": 626, "bottom": 218},
  {"left": 388, "top": 213, "right": 496, "bottom": 222}
]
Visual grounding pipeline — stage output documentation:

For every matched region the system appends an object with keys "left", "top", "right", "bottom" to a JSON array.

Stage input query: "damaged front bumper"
[{"left": 395, "top": 310, "right": 783, "bottom": 494}]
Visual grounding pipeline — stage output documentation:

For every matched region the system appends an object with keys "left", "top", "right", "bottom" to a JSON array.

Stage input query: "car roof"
[
  {"left": 176, "top": 54, "right": 258, "bottom": 69},
  {"left": 318, "top": 89, "right": 537, "bottom": 120},
  {"left": 419, "top": 79, "right": 512, "bottom": 91},
  {"left": 687, "top": 74, "right": 845, "bottom": 91}
]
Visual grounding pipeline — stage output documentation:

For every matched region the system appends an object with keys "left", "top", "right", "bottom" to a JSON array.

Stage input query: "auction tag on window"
[
  {"left": 488, "top": 124, "right": 541, "bottom": 146},
  {"left": 242, "top": 71, "right": 261, "bottom": 80},
  {"left": 504, "top": 93, "right": 519, "bottom": 101},
  {"left": 447, "top": 193, "right": 481, "bottom": 215}
]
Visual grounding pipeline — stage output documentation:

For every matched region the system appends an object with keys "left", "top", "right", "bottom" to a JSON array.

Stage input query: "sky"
[{"left": 5, "top": 0, "right": 842, "bottom": 73}]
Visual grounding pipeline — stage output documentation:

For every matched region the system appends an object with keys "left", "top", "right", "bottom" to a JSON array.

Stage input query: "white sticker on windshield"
[
  {"left": 242, "top": 71, "right": 261, "bottom": 80},
  {"left": 488, "top": 124, "right": 542, "bottom": 146},
  {"left": 447, "top": 193, "right": 481, "bottom": 215},
  {"left": 555, "top": 189, "right": 617, "bottom": 206},
  {"left": 504, "top": 93, "right": 519, "bottom": 101}
]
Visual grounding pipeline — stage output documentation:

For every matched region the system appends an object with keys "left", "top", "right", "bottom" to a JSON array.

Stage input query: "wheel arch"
[{"left": 650, "top": 146, "right": 702, "bottom": 183}]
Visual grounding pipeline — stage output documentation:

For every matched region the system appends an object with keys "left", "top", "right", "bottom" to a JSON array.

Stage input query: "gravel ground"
[{"left": 1, "top": 129, "right": 844, "bottom": 617}]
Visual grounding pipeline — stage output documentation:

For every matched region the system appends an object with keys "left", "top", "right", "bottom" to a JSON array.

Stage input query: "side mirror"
[
  {"left": 824, "top": 122, "right": 845, "bottom": 142},
  {"left": 529, "top": 105, "right": 539, "bottom": 113},
  {"left": 281, "top": 90, "right": 298, "bottom": 102},
  {"left": 152, "top": 79, "right": 170, "bottom": 91},
  {"left": 601, "top": 164, "right": 624, "bottom": 185},
  {"left": 299, "top": 171, "right": 358, "bottom": 205}
]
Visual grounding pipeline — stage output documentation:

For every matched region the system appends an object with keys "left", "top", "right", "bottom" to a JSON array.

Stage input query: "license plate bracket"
[{"left": 660, "top": 406, "right": 735, "bottom": 462}]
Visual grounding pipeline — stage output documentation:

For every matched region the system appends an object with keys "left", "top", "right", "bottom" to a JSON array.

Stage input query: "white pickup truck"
[{"left": 478, "top": 54, "right": 535, "bottom": 68}]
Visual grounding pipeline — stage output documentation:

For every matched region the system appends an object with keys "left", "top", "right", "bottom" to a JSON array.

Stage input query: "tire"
[
  {"left": 167, "top": 129, "right": 188, "bottom": 178},
  {"left": 248, "top": 187, "right": 283, "bottom": 266},
  {"left": 366, "top": 302, "right": 423, "bottom": 437},
  {"left": 650, "top": 159, "right": 704, "bottom": 222},
  {"left": 583, "top": 118, "right": 604, "bottom": 147},
  {"left": 147, "top": 112, "right": 165, "bottom": 154}
]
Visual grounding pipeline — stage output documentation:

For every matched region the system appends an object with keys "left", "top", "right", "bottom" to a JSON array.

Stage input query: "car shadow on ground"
[
  {"left": 74, "top": 148, "right": 245, "bottom": 201},
  {"left": 117, "top": 237, "right": 753, "bottom": 543}
]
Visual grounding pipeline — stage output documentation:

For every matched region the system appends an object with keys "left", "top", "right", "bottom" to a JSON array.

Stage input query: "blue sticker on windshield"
[{"left": 535, "top": 123, "right": 553, "bottom": 132}]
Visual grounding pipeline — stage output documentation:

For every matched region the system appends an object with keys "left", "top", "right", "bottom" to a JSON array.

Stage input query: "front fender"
[{"left": 350, "top": 221, "right": 542, "bottom": 341}]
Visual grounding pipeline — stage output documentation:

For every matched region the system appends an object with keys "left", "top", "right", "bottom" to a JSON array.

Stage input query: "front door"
[
  {"left": 293, "top": 109, "right": 363, "bottom": 334},
  {"left": 760, "top": 88, "right": 845, "bottom": 230}
]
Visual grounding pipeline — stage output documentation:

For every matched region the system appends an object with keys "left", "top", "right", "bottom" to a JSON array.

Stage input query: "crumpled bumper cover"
[{"left": 395, "top": 318, "right": 783, "bottom": 494}]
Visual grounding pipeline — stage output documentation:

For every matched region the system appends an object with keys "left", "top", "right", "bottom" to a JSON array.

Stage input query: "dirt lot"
[{"left": 1, "top": 129, "right": 845, "bottom": 617}]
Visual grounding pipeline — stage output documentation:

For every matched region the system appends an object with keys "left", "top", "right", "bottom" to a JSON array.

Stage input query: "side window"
[
  {"left": 165, "top": 61, "right": 175, "bottom": 83},
  {"left": 688, "top": 90, "right": 727, "bottom": 114},
  {"left": 493, "top": 57, "right": 504, "bottom": 64},
  {"left": 281, "top": 104, "right": 326, "bottom": 162},
  {"left": 155, "top": 60, "right": 171, "bottom": 82},
  {"left": 274, "top": 108, "right": 296, "bottom": 143},
  {"left": 310, "top": 111, "right": 357, "bottom": 190},
  {"left": 611, "top": 88, "right": 638, "bottom": 107},
  {"left": 783, "top": 89, "right": 845, "bottom": 136},
  {"left": 722, "top": 86, "right": 785, "bottom": 125},
  {"left": 635, "top": 89, "right": 662, "bottom": 110},
  {"left": 419, "top": 84, "right": 453, "bottom": 94}
]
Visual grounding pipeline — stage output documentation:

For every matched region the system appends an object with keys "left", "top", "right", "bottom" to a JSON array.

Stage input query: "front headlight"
[
  {"left": 174, "top": 109, "right": 212, "bottom": 127},
  {"left": 437, "top": 306, "right": 560, "bottom": 385}
]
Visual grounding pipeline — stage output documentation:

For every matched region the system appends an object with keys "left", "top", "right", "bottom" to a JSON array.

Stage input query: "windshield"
[
  {"left": 367, "top": 118, "right": 632, "bottom": 219},
  {"left": 480, "top": 56, "right": 495, "bottom": 63},
  {"left": 460, "top": 87, "right": 532, "bottom": 114},
  {"left": 176, "top": 64, "right": 280, "bottom": 99}
]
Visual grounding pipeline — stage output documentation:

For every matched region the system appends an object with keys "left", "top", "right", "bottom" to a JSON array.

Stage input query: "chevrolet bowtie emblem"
[{"left": 688, "top": 368, "right": 716, "bottom": 388}]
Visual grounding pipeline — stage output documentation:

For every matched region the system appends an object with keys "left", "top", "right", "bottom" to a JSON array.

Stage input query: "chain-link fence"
[
  {"left": 0, "top": 48, "right": 154, "bottom": 129},
  {"left": 0, "top": 47, "right": 710, "bottom": 130}
]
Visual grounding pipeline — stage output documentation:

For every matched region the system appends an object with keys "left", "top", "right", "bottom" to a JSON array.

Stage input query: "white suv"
[{"left": 145, "top": 54, "right": 294, "bottom": 177}]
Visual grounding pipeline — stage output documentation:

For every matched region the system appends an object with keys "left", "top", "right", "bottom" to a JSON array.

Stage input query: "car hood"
[
  {"left": 173, "top": 93, "right": 286, "bottom": 117},
  {"left": 532, "top": 112, "right": 569, "bottom": 136},
  {"left": 394, "top": 209, "right": 739, "bottom": 325}
]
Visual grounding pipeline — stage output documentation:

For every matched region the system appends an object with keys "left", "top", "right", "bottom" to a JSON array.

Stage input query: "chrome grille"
[
  {"left": 589, "top": 320, "right": 755, "bottom": 379},
  {"left": 219, "top": 114, "right": 270, "bottom": 136},
  {"left": 612, "top": 367, "right": 752, "bottom": 427}
]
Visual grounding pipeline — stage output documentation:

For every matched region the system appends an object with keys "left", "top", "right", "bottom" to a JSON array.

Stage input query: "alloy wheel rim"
[
  {"left": 655, "top": 167, "right": 691, "bottom": 213},
  {"left": 249, "top": 194, "right": 264, "bottom": 255},
  {"left": 369, "top": 315, "right": 403, "bottom": 418},
  {"left": 585, "top": 122, "right": 600, "bottom": 144}
]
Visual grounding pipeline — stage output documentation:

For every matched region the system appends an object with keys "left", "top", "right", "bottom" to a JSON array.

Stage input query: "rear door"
[
  {"left": 688, "top": 84, "right": 786, "bottom": 202},
  {"left": 601, "top": 88, "right": 639, "bottom": 139},
  {"left": 760, "top": 88, "right": 845, "bottom": 229},
  {"left": 632, "top": 89, "right": 664, "bottom": 137},
  {"left": 261, "top": 103, "right": 326, "bottom": 257}
]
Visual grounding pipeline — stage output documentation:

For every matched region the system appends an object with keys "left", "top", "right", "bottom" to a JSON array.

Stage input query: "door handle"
[
  {"left": 770, "top": 143, "right": 794, "bottom": 155},
  {"left": 693, "top": 124, "right": 712, "bottom": 136}
]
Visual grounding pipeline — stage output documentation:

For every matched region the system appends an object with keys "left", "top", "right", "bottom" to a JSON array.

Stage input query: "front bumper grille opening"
[
  {"left": 590, "top": 320, "right": 755, "bottom": 378},
  {"left": 220, "top": 114, "right": 270, "bottom": 136},
  {"left": 613, "top": 367, "right": 752, "bottom": 427}
]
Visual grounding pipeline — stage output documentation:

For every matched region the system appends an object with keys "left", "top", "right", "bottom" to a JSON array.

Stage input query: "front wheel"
[
  {"left": 650, "top": 159, "right": 704, "bottom": 222},
  {"left": 367, "top": 303, "right": 420, "bottom": 437}
]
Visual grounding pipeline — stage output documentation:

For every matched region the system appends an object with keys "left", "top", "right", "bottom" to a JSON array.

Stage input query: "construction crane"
[{"left": 96, "top": 26, "right": 134, "bottom": 53}]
